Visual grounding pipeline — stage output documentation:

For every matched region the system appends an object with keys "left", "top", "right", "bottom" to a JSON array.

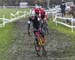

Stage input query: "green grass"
[
  {"left": 0, "top": 19, "right": 3, "bottom": 24},
  {"left": 0, "top": 8, "right": 30, "bottom": 60},
  {"left": 48, "top": 18, "right": 75, "bottom": 59},
  {"left": 0, "top": 8, "right": 30, "bottom": 24},
  {"left": 48, "top": 18, "right": 75, "bottom": 44},
  {"left": 0, "top": 23, "right": 14, "bottom": 60},
  {"left": 48, "top": 18, "right": 75, "bottom": 36},
  {"left": 0, "top": 8, "right": 30, "bottom": 19}
]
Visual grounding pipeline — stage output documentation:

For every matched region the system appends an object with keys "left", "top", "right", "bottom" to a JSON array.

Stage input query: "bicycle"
[{"left": 34, "top": 31, "right": 47, "bottom": 57}]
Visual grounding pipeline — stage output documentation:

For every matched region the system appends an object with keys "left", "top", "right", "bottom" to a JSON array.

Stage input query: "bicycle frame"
[
  {"left": 36, "top": 31, "right": 44, "bottom": 46},
  {"left": 34, "top": 31, "right": 47, "bottom": 56}
]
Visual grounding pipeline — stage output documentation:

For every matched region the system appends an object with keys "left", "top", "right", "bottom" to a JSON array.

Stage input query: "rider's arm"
[
  {"left": 27, "top": 17, "right": 31, "bottom": 36},
  {"left": 45, "top": 12, "right": 49, "bottom": 21}
]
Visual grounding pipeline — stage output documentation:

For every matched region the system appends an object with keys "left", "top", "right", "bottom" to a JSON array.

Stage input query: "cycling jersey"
[{"left": 29, "top": 16, "right": 40, "bottom": 30}]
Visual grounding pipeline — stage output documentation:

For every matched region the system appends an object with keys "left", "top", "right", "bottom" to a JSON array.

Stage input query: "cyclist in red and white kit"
[
  {"left": 39, "top": 7, "right": 49, "bottom": 35},
  {"left": 27, "top": 6, "right": 46, "bottom": 49}
]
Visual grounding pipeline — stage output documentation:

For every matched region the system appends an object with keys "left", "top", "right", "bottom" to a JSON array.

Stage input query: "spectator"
[{"left": 60, "top": 2, "right": 66, "bottom": 17}]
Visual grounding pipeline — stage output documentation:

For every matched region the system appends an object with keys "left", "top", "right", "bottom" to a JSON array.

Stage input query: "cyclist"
[
  {"left": 39, "top": 7, "right": 49, "bottom": 34},
  {"left": 27, "top": 7, "right": 46, "bottom": 50}
]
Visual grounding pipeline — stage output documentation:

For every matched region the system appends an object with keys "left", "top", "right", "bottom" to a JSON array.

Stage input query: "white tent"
[{"left": 20, "top": 2, "right": 28, "bottom": 8}]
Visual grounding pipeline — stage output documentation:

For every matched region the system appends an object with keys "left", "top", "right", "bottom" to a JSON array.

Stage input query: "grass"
[
  {"left": 48, "top": 18, "right": 75, "bottom": 44},
  {"left": 0, "top": 8, "right": 30, "bottom": 19},
  {"left": 0, "top": 23, "right": 14, "bottom": 60},
  {"left": 0, "top": 19, "right": 3, "bottom": 24},
  {"left": 48, "top": 18, "right": 75, "bottom": 36},
  {"left": 48, "top": 18, "right": 75, "bottom": 59},
  {"left": 0, "top": 8, "right": 30, "bottom": 60}
]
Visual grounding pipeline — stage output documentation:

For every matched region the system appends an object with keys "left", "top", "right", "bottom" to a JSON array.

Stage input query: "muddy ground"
[{"left": 4, "top": 18, "right": 75, "bottom": 60}]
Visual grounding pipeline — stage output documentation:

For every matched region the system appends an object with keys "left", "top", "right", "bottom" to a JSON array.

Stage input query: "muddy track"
[{"left": 6, "top": 18, "right": 75, "bottom": 60}]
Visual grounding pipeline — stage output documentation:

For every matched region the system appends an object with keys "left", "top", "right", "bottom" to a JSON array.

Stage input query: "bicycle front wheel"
[{"left": 34, "top": 40, "right": 46, "bottom": 56}]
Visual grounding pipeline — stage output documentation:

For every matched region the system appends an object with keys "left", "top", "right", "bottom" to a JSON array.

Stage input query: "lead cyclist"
[{"left": 27, "top": 9, "right": 46, "bottom": 51}]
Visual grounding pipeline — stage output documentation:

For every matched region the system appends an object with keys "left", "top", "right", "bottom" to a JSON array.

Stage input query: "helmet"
[
  {"left": 39, "top": 8, "right": 45, "bottom": 15},
  {"left": 34, "top": 8, "right": 39, "bottom": 14}
]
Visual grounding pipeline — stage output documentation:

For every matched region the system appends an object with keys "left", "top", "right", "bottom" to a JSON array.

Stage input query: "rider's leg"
[
  {"left": 34, "top": 31, "right": 38, "bottom": 45},
  {"left": 40, "top": 32, "right": 46, "bottom": 45},
  {"left": 47, "top": 27, "right": 49, "bottom": 34},
  {"left": 34, "top": 30, "right": 42, "bottom": 51},
  {"left": 46, "top": 24, "right": 49, "bottom": 34}
]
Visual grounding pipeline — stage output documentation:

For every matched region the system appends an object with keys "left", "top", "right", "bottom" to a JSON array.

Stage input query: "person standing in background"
[{"left": 60, "top": 1, "right": 66, "bottom": 17}]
